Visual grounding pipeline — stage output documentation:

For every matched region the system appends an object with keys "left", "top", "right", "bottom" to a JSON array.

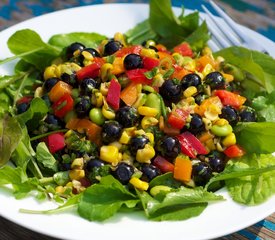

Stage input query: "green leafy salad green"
[{"left": 0, "top": 0, "right": 275, "bottom": 222}]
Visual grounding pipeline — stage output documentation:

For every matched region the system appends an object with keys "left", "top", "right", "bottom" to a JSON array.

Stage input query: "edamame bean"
[
  {"left": 89, "top": 108, "right": 105, "bottom": 125},
  {"left": 145, "top": 93, "right": 161, "bottom": 118},
  {"left": 210, "top": 124, "right": 232, "bottom": 137},
  {"left": 150, "top": 185, "right": 172, "bottom": 197}
]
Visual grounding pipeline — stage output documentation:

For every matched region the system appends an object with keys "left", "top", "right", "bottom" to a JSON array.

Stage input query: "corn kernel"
[
  {"left": 216, "top": 141, "right": 225, "bottom": 152},
  {"left": 100, "top": 145, "right": 120, "bottom": 164},
  {"left": 136, "top": 144, "right": 155, "bottom": 163},
  {"left": 134, "top": 129, "right": 146, "bottom": 136},
  {"left": 140, "top": 48, "right": 157, "bottom": 58},
  {"left": 202, "top": 46, "right": 213, "bottom": 56},
  {"left": 122, "top": 152, "right": 134, "bottom": 162},
  {"left": 69, "top": 169, "right": 85, "bottom": 181},
  {"left": 34, "top": 87, "right": 43, "bottom": 98},
  {"left": 92, "top": 91, "right": 103, "bottom": 107},
  {"left": 82, "top": 50, "right": 94, "bottom": 61},
  {"left": 55, "top": 186, "right": 65, "bottom": 194},
  {"left": 119, "top": 131, "right": 131, "bottom": 144},
  {"left": 100, "top": 63, "right": 114, "bottom": 82},
  {"left": 222, "top": 132, "right": 236, "bottom": 147},
  {"left": 205, "top": 138, "right": 216, "bottom": 151},
  {"left": 184, "top": 59, "right": 196, "bottom": 71},
  {"left": 202, "top": 117, "right": 212, "bottom": 131},
  {"left": 145, "top": 132, "right": 154, "bottom": 144},
  {"left": 44, "top": 65, "right": 57, "bottom": 80},
  {"left": 202, "top": 64, "right": 215, "bottom": 77},
  {"left": 102, "top": 99, "right": 115, "bottom": 119},
  {"left": 129, "top": 177, "right": 149, "bottom": 191},
  {"left": 214, "top": 118, "right": 229, "bottom": 126},
  {"left": 138, "top": 106, "right": 158, "bottom": 117},
  {"left": 100, "top": 82, "right": 109, "bottom": 96},
  {"left": 114, "top": 32, "right": 127, "bottom": 46},
  {"left": 183, "top": 86, "right": 197, "bottom": 98},
  {"left": 141, "top": 116, "right": 159, "bottom": 129},
  {"left": 71, "top": 157, "right": 84, "bottom": 169},
  {"left": 222, "top": 73, "right": 234, "bottom": 82},
  {"left": 199, "top": 131, "right": 214, "bottom": 142}
]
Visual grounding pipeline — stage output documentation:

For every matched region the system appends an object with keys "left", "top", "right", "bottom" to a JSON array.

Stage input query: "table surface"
[{"left": 0, "top": 0, "right": 274, "bottom": 239}]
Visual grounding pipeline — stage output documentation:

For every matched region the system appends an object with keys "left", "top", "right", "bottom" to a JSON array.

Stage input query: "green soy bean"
[{"left": 211, "top": 124, "right": 233, "bottom": 137}]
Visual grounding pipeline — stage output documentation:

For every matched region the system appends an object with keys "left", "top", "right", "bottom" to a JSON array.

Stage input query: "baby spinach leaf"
[
  {"left": 7, "top": 29, "right": 60, "bottom": 70},
  {"left": 224, "top": 154, "right": 275, "bottom": 205},
  {"left": 137, "top": 187, "right": 223, "bottom": 221},
  {"left": 36, "top": 142, "right": 58, "bottom": 172},
  {"left": 78, "top": 175, "right": 139, "bottom": 221},
  {"left": 48, "top": 32, "right": 107, "bottom": 49},
  {"left": 234, "top": 122, "right": 275, "bottom": 154},
  {"left": 0, "top": 115, "right": 23, "bottom": 166}
]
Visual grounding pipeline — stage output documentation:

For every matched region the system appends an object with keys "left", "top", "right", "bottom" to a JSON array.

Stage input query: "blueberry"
[
  {"left": 104, "top": 40, "right": 122, "bottom": 56},
  {"left": 66, "top": 42, "right": 85, "bottom": 60},
  {"left": 208, "top": 156, "right": 226, "bottom": 173},
  {"left": 75, "top": 97, "right": 91, "bottom": 118},
  {"left": 86, "top": 158, "right": 105, "bottom": 172},
  {"left": 113, "top": 163, "right": 134, "bottom": 184},
  {"left": 80, "top": 78, "right": 97, "bottom": 95},
  {"left": 220, "top": 105, "right": 239, "bottom": 126},
  {"left": 181, "top": 73, "right": 201, "bottom": 90},
  {"left": 102, "top": 121, "right": 123, "bottom": 144},
  {"left": 45, "top": 114, "right": 62, "bottom": 126},
  {"left": 61, "top": 73, "right": 77, "bottom": 87},
  {"left": 116, "top": 106, "right": 139, "bottom": 128},
  {"left": 188, "top": 114, "right": 204, "bottom": 134},
  {"left": 43, "top": 77, "right": 59, "bottom": 92},
  {"left": 141, "top": 164, "right": 161, "bottom": 182},
  {"left": 204, "top": 72, "right": 225, "bottom": 89},
  {"left": 159, "top": 79, "right": 182, "bottom": 103},
  {"left": 239, "top": 107, "right": 256, "bottom": 122},
  {"left": 16, "top": 102, "right": 29, "bottom": 114},
  {"left": 124, "top": 54, "right": 143, "bottom": 70},
  {"left": 192, "top": 162, "right": 213, "bottom": 186},
  {"left": 129, "top": 135, "right": 149, "bottom": 156},
  {"left": 156, "top": 136, "right": 181, "bottom": 160}
]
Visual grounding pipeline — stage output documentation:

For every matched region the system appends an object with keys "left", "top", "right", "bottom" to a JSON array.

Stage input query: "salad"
[{"left": 0, "top": 0, "right": 275, "bottom": 223}]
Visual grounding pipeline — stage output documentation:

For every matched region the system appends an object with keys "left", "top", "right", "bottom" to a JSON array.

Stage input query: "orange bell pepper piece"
[
  {"left": 173, "top": 156, "right": 192, "bottom": 182},
  {"left": 120, "top": 82, "right": 139, "bottom": 106},
  {"left": 111, "top": 57, "right": 125, "bottom": 75},
  {"left": 48, "top": 81, "right": 72, "bottom": 102}
]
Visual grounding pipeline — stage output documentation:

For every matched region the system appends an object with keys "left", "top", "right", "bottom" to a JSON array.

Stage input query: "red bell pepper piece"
[
  {"left": 153, "top": 155, "right": 174, "bottom": 173},
  {"left": 224, "top": 144, "right": 245, "bottom": 158},
  {"left": 106, "top": 79, "right": 121, "bottom": 110},
  {"left": 46, "top": 133, "right": 65, "bottom": 153},
  {"left": 16, "top": 96, "right": 33, "bottom": 105},
  {"left": 167, "top": 108, "right": 189, "bottom": 129},
  {"left": 214, "top": 90, "right": 246, "bottom": 109},
  {"left": 52, "top": 93, "right": 74, "bottom": 118},
  {"left": 115, "top": 45, "right": 142, "bottom": 57},
  {"left": 180, "top": 131, "right": 208, "bottom": 155},
  {"left": 76, "top": 58, "right": 105, "bottom": 81},
  {"left": 177, "top": 131, "right": 208, "bottom": 158},
  {"left": 173, "top": 42, "right": 193, "bottom": 57},
  {"left": 126, "top": 69, "right": 152, "bottom": 85},
  {"left": 142, "top": 57, "right": 159, "bottom": 70}
]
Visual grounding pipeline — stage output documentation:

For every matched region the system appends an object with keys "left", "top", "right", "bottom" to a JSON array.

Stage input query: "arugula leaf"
[
  {"left": 7, "top": 29, "right": 60, "bottom": 70},
  {"left": 48, "top": 32, "right": 107, "bottom": 49},
  {"left": 17, "top": 97, "right": 48, "bottom": 131},
  {"left": 0, "top": 92, "right": 11, "bottom": 116},
  {"left": 224, "top": 154, "right": 275, "bottom": 205},
  {"left": 252, "top": 91, "right": 275, "bottom": 122},
  {"left": 36, "top": 142, "right": 58, "bottom": 172},
  {"left": 137, "top": 187, "right": 223, "bottom": 221},
  {"left": 125, "top": 20, "right": 158, "bottom": 45},
  {"left": 149, "top": 172, "right": 182, "bottom": 188},
  {"left": 0, "top": 115, "right": 23, "bottom": 166},
  {"left": 234, "top": 122, "right": 275, "bottom": 154},
  {"left": 215, "top": 47, "right": 275, "bottom": 93},
  {"left": 78, "top": 175, "right": 139, "bottom": 221}
]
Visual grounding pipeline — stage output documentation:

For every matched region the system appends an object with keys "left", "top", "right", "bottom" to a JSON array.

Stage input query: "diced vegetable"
[
  {"left": 224, "top": 144, "right": 245, "bottom": 158},
  {"left": 142, "top": 57, "right": 160, "bottom": 70},
  {"left": 167, "top": 108, "right": 189, "bottom": 129},
  {"left": 173, "top": 156, "right": 192, "bottom": 182},
  {"left": 46, "top": 133, "right": 65, "bottom": 153},
  {"left": 173, "top": 42, "right": 193, "bottom": 57},
  {"left": 120, "top": 82, "right": 139, "bottom": 106},
  {"left": 48, "top": 81, "right": 72, "bottom": 102},
  {"left": 52, "top": 93, "right": 74, "bottom": 118},
  {"left": 106, "top": 79, "right": 121, "bottom": 110},
  {"left": 214, "top": 90, "right": 246, "bottom": 109},
  {"left": 153, "top": 155, "right": 174, "bottom": 173},
  {"left": 126, "top": 69, "right": 152, "bottom": 84},
  {"left": 76, "top": 58, "right": 105, "bottom": 80}
]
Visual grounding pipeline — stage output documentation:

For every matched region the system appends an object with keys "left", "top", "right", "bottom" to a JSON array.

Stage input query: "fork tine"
[
  {"left": 208, "top": 0, "right": 247, "bottom": 42},
  {"left": 201, "top": 5, "right": 241, "bottom": 47}
]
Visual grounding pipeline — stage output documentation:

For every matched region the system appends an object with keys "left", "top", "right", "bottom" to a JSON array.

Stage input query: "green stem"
[
  {"left": 0, "top": 47, "right": 44, "bottom": 65},
  {"left": 19, "top": 203, "right": 77, "bottom": 215},
  {"left": 39, "top": 177, "right": 54, "bottom": 185},
  {"left": 30, "top": 129, "right": 67, "bottom": 141},
  {"left": 0, "top": 73, "right": 26, "bottom": 90}
]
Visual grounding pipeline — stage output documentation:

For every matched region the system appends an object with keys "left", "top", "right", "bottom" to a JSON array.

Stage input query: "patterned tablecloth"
[{"left": 0, "top": 0, "right": 274, "bottom": 239}]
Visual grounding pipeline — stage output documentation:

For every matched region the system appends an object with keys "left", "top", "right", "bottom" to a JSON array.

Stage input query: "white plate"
[{"left": 0, "top": 4, "right": 274, "bottom": 240}]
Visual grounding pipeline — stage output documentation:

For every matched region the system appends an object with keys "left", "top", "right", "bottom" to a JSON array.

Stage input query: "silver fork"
[{"left": 201, "top": 0, "right": 269, "bottom": 54}]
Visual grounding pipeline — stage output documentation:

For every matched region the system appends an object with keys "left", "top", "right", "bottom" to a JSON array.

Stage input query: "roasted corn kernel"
[
  {"left": 100, "top": 145, "right": 120, "bottom": 165},
  {"left": 119, "top": 130, "right": 131, "bottom": 144},
  {"left": 71, "top": 157, "right": 84, "bottom": 169},
  {"left": 129, "top": 177, "right": 149, "bottom": 191},
  {"left": 222, "top": 132, "right": 236, "bottom": 147},
  {"left": 69, "top": 169, "right": 85, "bottom": 181},
  {"left": 44, "top": 65, "right": 57, "bottom": 80},
  {"left": 140, "top": 48, "right": 157, "bottom": 58},
  {"left": 136, "top": 144, "right": 155, "bottom": 163},
  {"left": 100, "top": 63, "right": 113, "bottom": 82},
  {"left": 183, "top": 86, "right": 197, "bottom": 98},
  {"left": 138, "top": 106, "right": 158, "bottom": 117},
  {"left": 141, "top": 116, "right": 159, "bottom": 129}
]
